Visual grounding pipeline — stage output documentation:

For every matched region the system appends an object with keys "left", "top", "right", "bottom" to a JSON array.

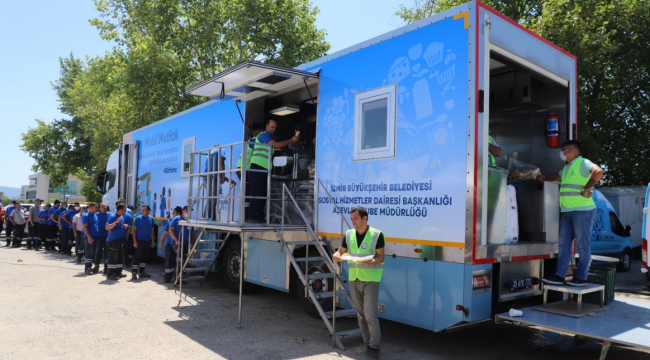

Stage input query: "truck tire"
[
  {"left": 296, "top": 252, "right": 334, "bottom": 318},
  {"left": 223, "top": 239, "right": 251, "bottom": 293},
  {"left": 616, "top": 249, "right": 632, "bottom": 272}
]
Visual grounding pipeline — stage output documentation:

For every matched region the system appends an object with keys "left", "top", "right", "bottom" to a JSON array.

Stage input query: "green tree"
[{"left": 397, "top": 0, "right": 650, "bottom": 186}]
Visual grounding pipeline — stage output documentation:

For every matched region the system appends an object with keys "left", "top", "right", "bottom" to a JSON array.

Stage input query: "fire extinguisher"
[{"left": 546, "top": 110, "right": 559, "bottom": 148}]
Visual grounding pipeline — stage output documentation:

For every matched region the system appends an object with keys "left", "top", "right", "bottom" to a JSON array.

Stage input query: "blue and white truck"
[{"left": 96, "top": 0, "right": 650, "bottom": 354}]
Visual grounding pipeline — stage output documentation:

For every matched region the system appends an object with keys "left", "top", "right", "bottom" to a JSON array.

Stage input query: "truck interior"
[
  {"left": 184, "top": 61, "right": 320, "bottom": 224},
  {"left": 485, "top": 50, "right": 571, "bottom": 246}
]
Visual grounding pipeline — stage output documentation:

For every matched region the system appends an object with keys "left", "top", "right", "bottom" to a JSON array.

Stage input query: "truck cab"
[
  {"left": 591, "top": 190, "right": 633, "bottom": 272},
  {"left": 96, "top": 148, "right": 120, "bottom": 207}
]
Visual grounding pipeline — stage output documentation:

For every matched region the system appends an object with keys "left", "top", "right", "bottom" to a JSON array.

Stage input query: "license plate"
[{"left": 509, "top": 277, "right": 533, "bottom": 291}]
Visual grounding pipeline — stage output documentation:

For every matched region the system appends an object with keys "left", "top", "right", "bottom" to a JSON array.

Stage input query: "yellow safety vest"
[
  {"left": 488, "top": 135, "right": 496, "bottom": 167},
  {"left": 251, "top": 131, "right": 272, "bottom": 170},
  {"left": 560, "top": 157, "right": 595, "bottom": 209},
  {"left": 236, "top": 137, "right": 254, "bottom": 169},
  {"left": 347, "top": 226, "right": 384, "bottom": 282}
]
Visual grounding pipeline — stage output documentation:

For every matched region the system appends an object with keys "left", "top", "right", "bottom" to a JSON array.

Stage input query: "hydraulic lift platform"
[{"left": 496, "top": 298, "right": 650, "bottom": 358}]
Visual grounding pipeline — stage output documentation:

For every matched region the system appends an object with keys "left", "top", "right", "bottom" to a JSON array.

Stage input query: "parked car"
[{"left": 590, "top": 190, "right": 634, "bottom": 272}]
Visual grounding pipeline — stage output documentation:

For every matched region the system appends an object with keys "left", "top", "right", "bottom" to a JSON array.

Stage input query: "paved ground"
[{"left": 0, "top": 235, "right": 649, "bottom": 360}]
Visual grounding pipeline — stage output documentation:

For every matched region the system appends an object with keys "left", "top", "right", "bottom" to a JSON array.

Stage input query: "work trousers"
[
  {"left": 107, "top": 238, "right": 124, "bottom": 276},
  {"left": 38, "top": 224, "right": 48, "bottom": 250},
  {"left": 93, "top": 236, "right": 108, "bottom": 269},
  {"left": 75, "top": 230, "right": 84, "bottom": 260},
  {"left": 67, "top": 228, "right": 75, "bottom": 254},
  {"left": 27, "top": 223, "right": 37, "bottom": 248},
  {"left": 59, "top": 227, "right": 69, "bottom": 254},
  {"left": 247, "top": 164, "right": 268, "bottom": 222},
  {"left": 84, "top": 237, "right": 95, "bottom": 270},
  {"left": 556, "top": 208, "right": 597, "bottom": 281},
  {"left": 12, "top": 223, "right": 25, "bottom": 247},
  {"left": 123, "top": 236, "right": 133, "bottom": 267},
  {"left": 350, "top": 280, "right": 381, "bottom": 348},
  {"left": 163, "top": 243, "right": 177, "bottom": 282},
  {"left": 5, "top": 221, "right": 14, "bottom": 246},
  {"left": 132, "top": 240, "right": 152, "bottom": 274},
  {"left": 47, "top": 225, "right": 58, "bottom": 250}
]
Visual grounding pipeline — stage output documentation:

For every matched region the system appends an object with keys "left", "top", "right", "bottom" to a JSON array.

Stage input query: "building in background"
[
  {"left": 20, "top": 185, "right": 28, "bottom": 200},
  {"left": 26, "top": 172, "right": 86, "bottom": 203}
]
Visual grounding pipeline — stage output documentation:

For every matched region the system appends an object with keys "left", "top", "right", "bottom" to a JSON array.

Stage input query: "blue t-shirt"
[
  {"left": 106, "top": 212, "right": 127, "bottom": 241},
  {"left": 81, "top": 212, "right": 100, "bottom": 237},
  {"left": 60, "top": 210, "right": 70, "bottom": 228},
  {"left": 203, "top": 149, "right": 227, "bottom": 173},
  {"left": 169, "top": 215, "right": 191, "bottom": 246},
  {"left": 256, "top": 131, "right": 273, "bottom": 144},
  {"left": 163, "top": 219, "right": 172, "bottom": 233},
  {"left": 38, "top": 209, "right": 49, "bottom": 225},
  {"left": 48, "top": 206, "right": 59, "bottom": 226},
  {"left": 62, "top": 210, "right": 78, "bottom": 228},
  {"left": 123, "top": 213, "right": 133, "bottom": 226},
  {"left": 96, "top": 212, "right": 109, "bottom": 237},
  {"left": 134, "top": 215, "right": 154, "bottom": 241},
  {"left": 54, "top": 207, "right": 66, "bottom": 220},
  {"left": 5, "top": 206, "right": 14, "bottom": 222}
]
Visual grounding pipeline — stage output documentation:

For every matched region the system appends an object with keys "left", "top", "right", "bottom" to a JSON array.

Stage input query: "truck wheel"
[
  {"left": 223, "top": 239, "right": 251, "bottom": 293},
  {"left": 296, "top": 253, "right": 334, "bottom": 318},
  {"left": 616, "top": 249, "right": 632, "bottom": 272}
]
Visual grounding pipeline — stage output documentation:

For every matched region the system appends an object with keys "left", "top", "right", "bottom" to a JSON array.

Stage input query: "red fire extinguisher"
[{"left": 546, "top": 110, "right": 559, "bottom": 148}]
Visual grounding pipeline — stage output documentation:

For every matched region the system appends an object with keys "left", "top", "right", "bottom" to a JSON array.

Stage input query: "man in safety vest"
[
  {"left": 333, "top": 206, "right": 385, "bottom": 359},
  {"left": 488, "top": 132, "right": 502, "bottom": 167},
  {"left": 537, "top": 140, "right": 604, "bottom": 287},
  {"left": 247, "top": 119, "right": 299, "bottom": 222}
]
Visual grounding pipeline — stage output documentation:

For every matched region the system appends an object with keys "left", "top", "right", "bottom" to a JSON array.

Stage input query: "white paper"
[{"left": 340, "top": 255, "right": 375, "bottom": 262}]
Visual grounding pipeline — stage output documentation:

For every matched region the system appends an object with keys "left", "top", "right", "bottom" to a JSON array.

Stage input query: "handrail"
[{"left": 318, "top": 178, "right": 352, "bottom": 230}]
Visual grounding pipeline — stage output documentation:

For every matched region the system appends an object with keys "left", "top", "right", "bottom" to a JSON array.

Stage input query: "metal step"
[
  {"left": 198, "top": 239, "right": 226, "bottom": 243},
  {"left": 314, "top": 290, "right": 348, "bottom": 299},
  {"left": 325, "top": 309, "right": 357, "bottom": 318},
  {"left": 336, "top": 328, "right": 362, "bottom": 338},
  {"left": 307, "top": 273, "right": 335, "bottom": 280},
  {"left": 195, "top": 249, "right": 220, "bottom": 254},
  {"left": 184, "top": 267, "right": 210, "bottom": 273},
  {"left": 180, "top": 275, "right": 205, "bottom": 281},
  {"left": 295, "top": 256, "right": 327, "bottom": 262},
  {"left": 187, "top": 258, "right": 209, "bottom": 263},
  {"left": 284, "top": 240, "right": 319, "bottom": 246}
]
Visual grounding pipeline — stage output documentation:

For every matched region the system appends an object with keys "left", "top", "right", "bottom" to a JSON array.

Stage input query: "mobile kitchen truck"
[{"left": 96, "top": 1, "right": 650, "bottom": 355}]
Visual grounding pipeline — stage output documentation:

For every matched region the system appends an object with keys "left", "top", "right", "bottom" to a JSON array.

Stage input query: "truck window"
[
  {"left": 182, "top": 136, "right": 196, "bottom": 178},
  {"left": 106, "top": 169, "right": 117, "bottom": 191},
  {"left": 609, "top": 211, "right": 625, "bottom": 236},
  {"left": 353, "top": 83, "right": 397, "bottom": 161}
]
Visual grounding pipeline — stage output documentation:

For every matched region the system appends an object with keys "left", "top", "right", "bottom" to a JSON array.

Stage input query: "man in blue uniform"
[
  {"left": 81, "top": 203, "right": 99, "bottom": 275},
  {"left": 52, "top": 201, "right": 67, "bottom": 252},
  {"left": 131, "top": 205, "right": 155, "bottom": 280},
  {"left": 106, "top": 203, "right": 129, "bottom": 280},
  {"left": 4, "top": 201, "right": 15, "bottom": 246},
  {"left": 168, "top": 206, "right": 195, "bottom": 285},
  {"left": 123, "top": 205, "right": 136, "bottom": 269},
  {"left": 161, "top": 207, "right": 180, "bottom": 283},
  {"left": 58, "top": 204, "right": 74, "bottom": 255},
  {"left": 46, "top": 200, "right": 60, "bottom": 251},
  {"left": 26, "top": 198, "right": 42, "bottom": 249},
  {"left": 93, "top": 203, "right": 110, "bottom": 274},
  {"left": 37, "top": 204, "right": 51, "bottom": 251},
  {"left": 60, "top": 203, "right": 79, "bottom": 256}
]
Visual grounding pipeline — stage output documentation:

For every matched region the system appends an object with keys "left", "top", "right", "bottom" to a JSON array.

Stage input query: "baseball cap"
[
  {"left": 127, "top": 205, "right": 134, "bottom": 210},
  {"left": 35, "top": 198, "right": 43, "bottom": 202}
]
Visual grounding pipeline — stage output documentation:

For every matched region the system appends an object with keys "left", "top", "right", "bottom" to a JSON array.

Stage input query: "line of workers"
[{"left": 1, "top": 198, "right": 193, "bottom": 283}]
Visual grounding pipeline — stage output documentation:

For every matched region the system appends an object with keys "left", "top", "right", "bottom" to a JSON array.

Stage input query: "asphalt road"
[{"left": 0, "top": 234, "right": 648, "bottom": 360}]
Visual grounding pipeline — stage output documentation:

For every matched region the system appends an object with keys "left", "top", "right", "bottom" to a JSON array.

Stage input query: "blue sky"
[{"left": 0, "top": 0, "right": 412, "bottom": 189}]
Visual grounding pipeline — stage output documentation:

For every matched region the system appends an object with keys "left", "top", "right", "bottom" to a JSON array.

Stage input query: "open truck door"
[{"left": 120, "top": 140, "right": 139, "bottom": 207}]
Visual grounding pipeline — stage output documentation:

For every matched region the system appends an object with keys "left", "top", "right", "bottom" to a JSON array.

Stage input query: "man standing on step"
[
  {"left": 538, "top": 140, "right": 604, "bottom": 287},
  {"left": 333, "top": 206, "right": 385, "bottom": 359},
  {"left": 106, "top": 203, "right": 129, "bottom": 281},
  {"left": 81, "top": 203, "right": 99, "bottom": 275},
  {"left": 131, "top": 205, "right": 155, "bottom": 281}
]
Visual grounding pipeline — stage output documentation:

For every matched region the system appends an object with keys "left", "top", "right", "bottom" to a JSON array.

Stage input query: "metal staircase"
[
  {"left": 175, "top": 229, "right": 231, "bottom": 287},
  {"left": 279, "top": 182, "right": 360, "bottom": 350}
]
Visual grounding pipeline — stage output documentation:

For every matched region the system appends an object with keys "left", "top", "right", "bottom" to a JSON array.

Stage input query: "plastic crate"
[{"left": 583, "top": 266, "right": 616, "bottom": 305}]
